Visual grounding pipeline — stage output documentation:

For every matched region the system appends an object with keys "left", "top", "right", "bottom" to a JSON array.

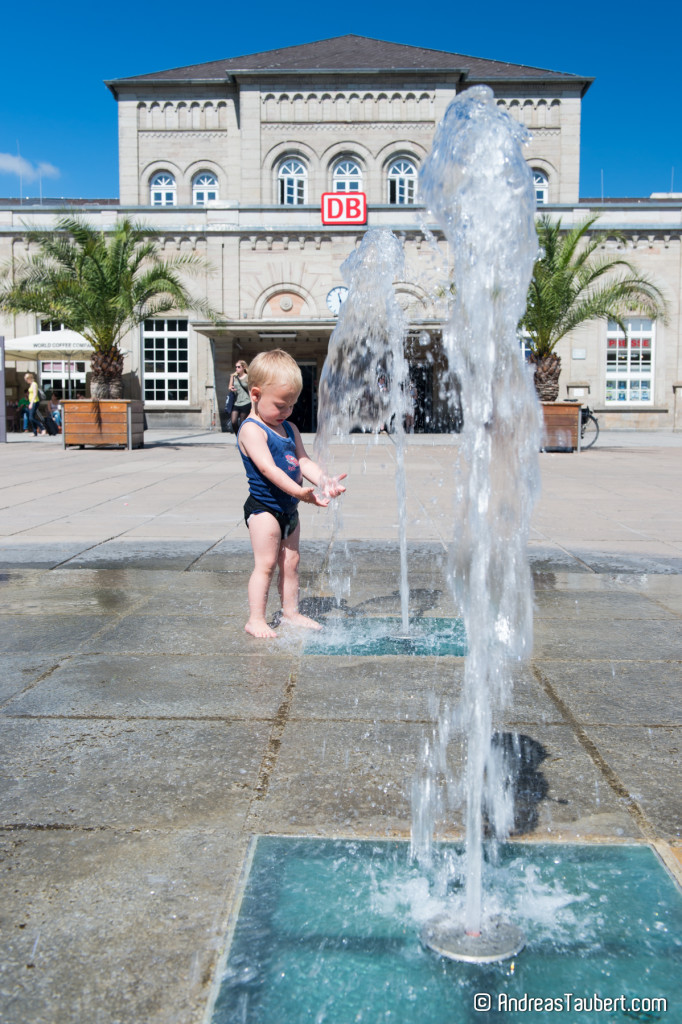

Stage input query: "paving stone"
[
  {"left": 0, "top": 827, "right": 247, "bottom": 1024},
  {"left": 533, "top": 617, "right": 682, "bottom": 661},
  {"left": 79, "top": 613, "right": 255, "bottom": 656},
  {"left": 246, "top": 719, "right": 423, "bottom": 837},
  {"left": 566, "top": 548, "right": 682, "bottom": 575},
  {"left": 0, "top": 615, "right": 111, "bottom": 654},
  {"left": 0, "top": 654, "right": 63, "bottom": 703},
  {"left": 537, "top": 660, "right": 682, "bottom": 725},
  {"left": 63, "top": 540, "right": 215, "bottom": 570},
  {"left": 3, "top": 653, "right": 295, "bottom": 719},
  {"left": 583, "top": 726, "right": 682, "bottom": 841},
  {"left": 0, "top": 718, "right": 268, "bottom": 830},
  {"left": 0, "top": 543, "right": 92, "bottom": 569},
  {"left": 533, "top": 588, "right": 679, "bottom": 620}
]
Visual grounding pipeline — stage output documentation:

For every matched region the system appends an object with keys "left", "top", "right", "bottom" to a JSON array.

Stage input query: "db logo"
[{"left": 321, "top": 192, "right": 367, "bottom": 225}]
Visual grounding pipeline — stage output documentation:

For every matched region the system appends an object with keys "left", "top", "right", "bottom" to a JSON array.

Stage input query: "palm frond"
[
  {"left": 0, "top": 213, "right": 219, "bottom": 354},
  {"left": 521, "top": 215, "right": 667, "bottom": 358}
]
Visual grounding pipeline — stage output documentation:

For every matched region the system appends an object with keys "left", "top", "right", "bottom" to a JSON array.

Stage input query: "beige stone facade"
[{"left": 2, "top": 37, "right": 680, "bottom": 431}]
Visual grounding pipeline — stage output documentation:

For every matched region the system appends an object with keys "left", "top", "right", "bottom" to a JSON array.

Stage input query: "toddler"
[{"left": 237, "top": 349, "right": 346, "bottom": 638}]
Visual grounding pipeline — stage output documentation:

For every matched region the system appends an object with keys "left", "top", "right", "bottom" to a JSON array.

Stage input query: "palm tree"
[
  {"left": 0, "top": 215, "right": 217, "bottom": 398},
  {"left": 522, "top": 214, "right": 667, "bottom": 402}
]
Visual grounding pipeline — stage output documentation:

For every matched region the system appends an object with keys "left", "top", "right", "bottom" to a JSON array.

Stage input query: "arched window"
[
  {"left": 533, "top": 169, "right": 549, "bottom": 205},
  {"left": 150, "top": 172, "right": 176, "bottom": 207},
  {"left": 278, "top": 159, "right": 307, "bottom": 205},
  {"left": 332, "top": 159, "right": 362, "bottom": 192},
  {"left": 192, "top": 172, "right": 219, "bottom": 205},
  {"left": 388, "top": 158, "right": 417, "bottom": 205}
]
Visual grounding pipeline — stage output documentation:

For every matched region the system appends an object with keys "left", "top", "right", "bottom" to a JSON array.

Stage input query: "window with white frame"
[
  {"left": 192, "top": 171, "right": 219, "bottom": 205},
  {"left": 39, "top": 360, "right": 89, "bottom": 399},
  {"left": 388, "top": 158, "right": 417, "bottom": 204},
  {"left": 39, "top": 320, "right": 66, "bottom": 332},
  {"left": 150, "top": 172, "right": 177, "bottom": 206},
  {"left": 533, "top": 169, "right": 549, "bottom": 205},
  {"left": 143, "top": 318, "right": 189, "bottom": 402},
  {"left": 278, "top": 159, "right": 307, "bottom": 205},
  {"left": 518, "top": 331, "right": 533, "bottom": 362},
  {"left": 332, "top": 159, "right": 362, "bottom": 192},
  {"left": 605, "top": 318, "right": 654, "bottom": 404}
]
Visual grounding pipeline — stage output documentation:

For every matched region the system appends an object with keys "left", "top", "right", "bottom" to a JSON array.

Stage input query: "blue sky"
[{"left": 1, "top": 0, "right": 679, "bottom": 201}]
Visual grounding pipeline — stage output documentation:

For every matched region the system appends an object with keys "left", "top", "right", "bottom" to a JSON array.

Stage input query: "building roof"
[
  {"left": 0, "top": 198, "right": 119, "bottom": 207},
  {"left": 107, "top": 34, "right": 590, "bottom": 90}
]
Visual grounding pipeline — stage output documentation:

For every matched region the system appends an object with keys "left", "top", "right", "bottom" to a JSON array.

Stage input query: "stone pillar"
[{"left": 673, "top": 383, "right": 682, "bottom": 431}]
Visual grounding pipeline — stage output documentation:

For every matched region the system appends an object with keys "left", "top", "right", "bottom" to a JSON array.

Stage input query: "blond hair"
[{"left": 248, "top": 349, "right": 302, "bottom": 394}]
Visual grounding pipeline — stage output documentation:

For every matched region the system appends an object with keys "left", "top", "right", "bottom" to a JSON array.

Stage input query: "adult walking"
[
  {"left": 229, "top": 360, "right": 251, "bottom": 433},
  {"left": 24, "top": 373, "right": 45, "bottom": 436}
]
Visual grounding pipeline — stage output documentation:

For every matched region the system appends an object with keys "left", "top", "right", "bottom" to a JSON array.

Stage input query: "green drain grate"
[
  {"left": 303, "top": 617, "right": 467, "bottom": 656},
  {"left": 210, "top": 838, "right": 681, "bottom": 1024}
]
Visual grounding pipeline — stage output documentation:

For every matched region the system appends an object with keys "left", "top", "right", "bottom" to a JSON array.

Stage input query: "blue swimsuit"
[{"left": 238, "top": 418, "right": 302, "bottom": 538}]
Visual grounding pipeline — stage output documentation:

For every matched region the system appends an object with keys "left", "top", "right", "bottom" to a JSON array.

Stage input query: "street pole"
[{"left": 0, "top": 337, "right": 6, "bottom": 444}]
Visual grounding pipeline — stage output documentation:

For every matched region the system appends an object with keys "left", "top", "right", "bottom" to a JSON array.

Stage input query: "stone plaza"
[{"left": 0, "top": 429, "right": 680, "bottom": 1022}]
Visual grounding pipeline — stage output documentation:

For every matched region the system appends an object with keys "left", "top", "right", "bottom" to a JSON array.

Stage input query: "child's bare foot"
[
  {"left": 280, "top": 612, "right": 323, "bottom": 631},
  {"left": 245, "top": 618, "right": 277, "bottom": 639}
]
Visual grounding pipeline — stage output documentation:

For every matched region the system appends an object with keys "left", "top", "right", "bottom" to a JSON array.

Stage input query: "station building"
[{"left": 2, "top": 35, "right": 681, "bottom": 431}]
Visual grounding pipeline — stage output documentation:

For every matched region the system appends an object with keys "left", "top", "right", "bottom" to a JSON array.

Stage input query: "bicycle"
[{"left": 580, "top": 405, "right": 599, "bottom": 449}]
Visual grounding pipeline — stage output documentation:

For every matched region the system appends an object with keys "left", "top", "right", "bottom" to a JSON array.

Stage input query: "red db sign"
[{"left": 321, "top": 192, "right": 367, "bottom": 225}]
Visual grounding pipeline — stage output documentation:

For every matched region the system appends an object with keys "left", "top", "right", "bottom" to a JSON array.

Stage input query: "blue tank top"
[{"left": 238, "top": 418, "right": 301, "bottom": 512}]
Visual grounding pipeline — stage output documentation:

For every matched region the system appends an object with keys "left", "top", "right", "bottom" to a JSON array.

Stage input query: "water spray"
[{"left": 416, "top": 85, "right": 541, "bottom": 963}]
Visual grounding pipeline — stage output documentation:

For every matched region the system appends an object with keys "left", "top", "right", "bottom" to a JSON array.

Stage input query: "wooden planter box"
[
  {"left": 541, "top": 401, "right": 581, "bottom": 452},
  {"left": 62, "top": 399, "right": 145, "bottom": 450}
]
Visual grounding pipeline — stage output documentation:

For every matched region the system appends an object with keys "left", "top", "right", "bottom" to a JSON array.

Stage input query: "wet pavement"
[{"left": 0, "top": 431, "right": 681, "bottom": 1023}]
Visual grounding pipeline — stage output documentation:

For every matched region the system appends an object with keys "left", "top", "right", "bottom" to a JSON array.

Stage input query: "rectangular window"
[
  {"left": 151, "top": 191, "right": 176, "bottom": 207},
  {"left": 39, "top": 360, "right": 88, "bottom": 399},
  {"left": 142, "top": 318, "right": 190, "bottom": 403},
  {"left": 389, "top": 177, "right": 416, "bottom": 205},
  {"left": 279, "top": 178, "right": 305, "bottom": 205},
  {"left": 605, "top": 318, "right": 654, "bottom": 404}
]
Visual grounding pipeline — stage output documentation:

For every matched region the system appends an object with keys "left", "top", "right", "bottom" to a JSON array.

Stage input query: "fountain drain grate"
[
  {"left": 209, "top": 838, "right": 682, "bottom": 1024},
  {"left": 303, "top": 617, "right": 467, "bottom": 656},
  {"left": 421, "top": 914, "right": 525, "bottom": 963}
]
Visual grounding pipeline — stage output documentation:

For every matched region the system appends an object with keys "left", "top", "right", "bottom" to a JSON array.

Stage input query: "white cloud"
[{"left": 0, "top": 153, "right": 60, "bottom": 182}]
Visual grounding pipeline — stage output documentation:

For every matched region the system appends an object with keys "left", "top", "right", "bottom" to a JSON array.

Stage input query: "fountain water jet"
[
  {"left": 414, "top": 85, "right": 541, "bottom": 961},
  {"left": 315, "top": 228, "right": 412, "bottom": 632}
]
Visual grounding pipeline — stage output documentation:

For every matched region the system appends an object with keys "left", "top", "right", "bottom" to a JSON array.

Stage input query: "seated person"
[{"left": 47, "top": 393, "right": 62, "bottom": 429}]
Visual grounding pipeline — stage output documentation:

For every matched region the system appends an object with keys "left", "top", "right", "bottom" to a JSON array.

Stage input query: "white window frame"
[
  {"left": 332, "top": 159, "right": 362, "bottom": 192},
  {"left": 142, "top": 318, "right": 190, "bottom": 404},
  {"left": 518, "top": 331, "right": 533, "bottom": 362},
  {"left": 533, "top": 169, "right": 549, "bottom": 205},
  {"left": 388, "top": 158, "right": 417, "bottom": 205},
  {"left": 39, "top": 359, "right": 89, "bottom": 399},
  {"left": 605, "top": 318, "right": 655, "bottom": 405},
  {"left": 192, "top": 171, "right": 219, "bottom": 206},
  {"left": 278, "top": 159, "right": 307, "bottom": 205},
  {"left": 150, "top": 172, "right": 177, "bottom": 207}
]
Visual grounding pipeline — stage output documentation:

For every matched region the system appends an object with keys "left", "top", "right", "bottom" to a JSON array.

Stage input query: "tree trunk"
[
  {"left": 530, "top": 353, "right": 562, "bottom": 402},
  {"left": 90, "top": 348, "right": 124, "bottom": 400}
]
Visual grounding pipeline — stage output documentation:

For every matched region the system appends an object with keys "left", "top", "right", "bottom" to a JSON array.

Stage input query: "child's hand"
[
  {"left": 314, "top": 474, "right": 347, "bottom": 501},
  {"left": 323, "top": 473, "right": 347, "bottom": 499},
  {"left": 300, "top": 486, "right": 330, "bottom": 508}
]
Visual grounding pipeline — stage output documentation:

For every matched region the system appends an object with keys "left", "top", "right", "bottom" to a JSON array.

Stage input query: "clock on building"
[{"left": 326, "top": 286, "right": 349, "bottom": 315}]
